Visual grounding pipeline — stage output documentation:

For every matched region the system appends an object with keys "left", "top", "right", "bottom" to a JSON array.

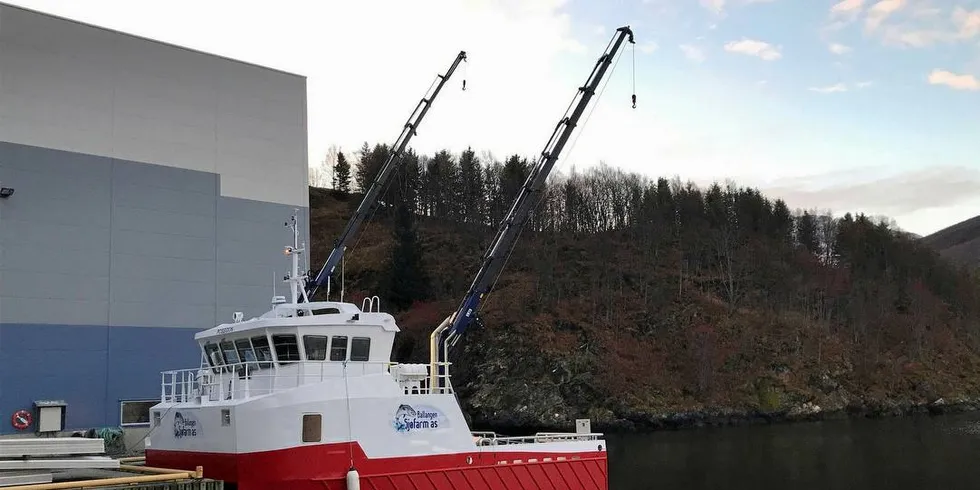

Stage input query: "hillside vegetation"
[
  {"left": 308, "top": 143, "right": 980, "bottom": 432},
  {"left": 921, "top": 215, "right": 980, "bottom": 269}
]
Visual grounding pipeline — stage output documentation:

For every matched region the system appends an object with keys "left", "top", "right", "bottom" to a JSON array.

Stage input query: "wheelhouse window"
[
  {"left": 350, "top": 337, "right": 371, "bottom": 361},
  {"left": 272, "top": 334, "right": 301, "bottom": 364},
  {"left": 250, "top": 335, "right": 274, "bottom": 369},
  {"left": 304, "top": 335, "right": 328, "bottom": 361},
  {"left": 203, "top": 342, "right": 223, "bottom": 373},
  {"left": 235, "top": 338, "right": 257, "bottom": 364},
  {"left": 219, "top": 340, "right": 240, "bottom": 373},
  {"left": 329, "top": 336, "right": 348, "bottom": 361}
]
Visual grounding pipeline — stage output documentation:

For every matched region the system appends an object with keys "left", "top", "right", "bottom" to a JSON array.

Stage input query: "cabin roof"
[{"left": 194, "top": 301, "right": 399, "bottom": 341}]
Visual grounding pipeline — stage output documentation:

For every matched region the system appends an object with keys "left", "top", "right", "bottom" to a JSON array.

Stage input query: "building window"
[
  {"left": 329, "top": 336, "right": 348, "bottom": 361},
  {"left": 350, "top": 337, "right": 371, "bottom": 361},
  {"left": 120, "top": 400, "right": 156, "bottom": 426},
  {"left": 302, "top": 414, "right": 321, "bottom": 443},
  {"left": 272, "top": 334, "right": 301, "bottom": 364},
  {"left": 304, "top": 335, "right": 328, "bottom": 361},
  {"left": 250, "top": 336, "right": 273, "bottom": 369}
]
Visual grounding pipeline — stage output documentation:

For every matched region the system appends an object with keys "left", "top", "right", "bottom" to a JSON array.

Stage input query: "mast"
[
  {"left": 429, "top": 26, "right": 635, "bottom": 391},
  {"left": 284, "top": 211, "right": 310, "bottom": 305},
  {"left": 306, "top": 50, "right": 468, "bottom": 301}
]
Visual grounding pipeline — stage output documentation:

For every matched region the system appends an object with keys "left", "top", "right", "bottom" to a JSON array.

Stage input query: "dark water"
[{"left": 606, "top": 413, "right": 980, "bottom": 490}]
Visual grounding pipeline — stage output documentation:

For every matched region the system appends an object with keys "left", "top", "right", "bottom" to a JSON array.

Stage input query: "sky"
[{"left": 5, "top": 0, "right": 980, "bottom": 236}]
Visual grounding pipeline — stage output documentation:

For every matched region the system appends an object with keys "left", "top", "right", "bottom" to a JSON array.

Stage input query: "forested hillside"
[
  {"left": 308, "top": 143, "right": 980, "bottom": 432},
  {"left": 921, "top": 215, "right": 980, "bottom": 269}
]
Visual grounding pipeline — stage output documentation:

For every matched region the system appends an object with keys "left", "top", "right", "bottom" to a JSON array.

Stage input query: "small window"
[
  {"left": 312, "top": 308, "right": 340, "bottom": 315},
  {"left": 350, "top": 337, "right": 371, "bottom": 361},
  {"left": 221, "top": 409, "right": 231, "bottom": 427},
  {"left": 302, "top": 414, "right": 321, "bottom": 442},
  {"left": 330, "top": 336, "right": 348, "bottom": 361},
  {"left": 120, "top": 400, "right": 156, "bottom": 426},
  {"left": 304, "top": 335, "right": 328, "bottom": 361},
  {"left": 250, "top": 336, "right": 274, "bottom": 369},
  {"left": 152, "top": 411, "right": 161, "bottom": 427},
  {"left": 272, "top": 334, "right": 301, "bottom": 364}
]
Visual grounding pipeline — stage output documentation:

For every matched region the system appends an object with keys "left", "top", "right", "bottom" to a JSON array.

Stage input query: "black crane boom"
[
  {"left": 442, "top": 26, "right": 634, "bottom": 348},
  {"left": 306, "top": 51, "right": 467, "bottom": 300}
]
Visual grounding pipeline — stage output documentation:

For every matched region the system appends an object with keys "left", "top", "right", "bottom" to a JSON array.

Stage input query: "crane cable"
[{"left": 477, "top": 38, "right": 633, "bottom": 315}]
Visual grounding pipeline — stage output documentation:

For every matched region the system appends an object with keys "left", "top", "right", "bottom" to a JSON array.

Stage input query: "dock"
[{"left": 0, "top": 439, "right": 221, "bottom": 489}]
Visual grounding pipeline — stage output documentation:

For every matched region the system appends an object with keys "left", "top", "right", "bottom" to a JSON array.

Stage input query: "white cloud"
[
  {"left": 830, "top": 0, "right": 864, "bottom": 24},
  {"left": 639, "top": 41, "right": 659, "bottom": 54},
  {"left": 928, "top": 69, "right": 980, "bottom": 91},
  {"left": 831, "top": 0, "right": 864, "bottom": 15},
  {"left": 680, "top": 44, "right": 706, "bottom": 62},
  {"left": 953, "top": 7, "right": 980, "bottom": 40},
  {"left": 865, "top": 0, "right": 906, "bottom": 31},
  {"left": 829, "top": 42, "right": 852, "bottom": 54},
  {"left": 700, "top": 0, "right": 726, "bottom": 15},
  {"left": 807, "top": 80, "right": 874, "bottom": 92},
  {"left": 809, "top": 83, "right": 848, "bottom": 93},
  {"left": 724, "top": 39, "right": 782, "bottom": 60}
]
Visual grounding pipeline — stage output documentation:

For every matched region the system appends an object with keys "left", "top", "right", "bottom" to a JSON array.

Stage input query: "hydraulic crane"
[
  {"left": 430, "top": 26, "right": 635, "bottom": 391},
  {"left": 305, "top": 50, "right": 468, "bottom": 301}
]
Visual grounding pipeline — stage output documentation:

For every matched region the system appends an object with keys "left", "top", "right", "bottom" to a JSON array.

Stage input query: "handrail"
[
  {"left": 474, "top": 432, "right": 603, "bottom": 446},
  {"left": 160, "top": 360, "right": 454, "bottom": 403}
]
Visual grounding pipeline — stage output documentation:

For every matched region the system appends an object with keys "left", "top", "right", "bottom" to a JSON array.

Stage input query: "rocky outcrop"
[{"left": 454, "top": 330, "right": 980, "bottom": 434}]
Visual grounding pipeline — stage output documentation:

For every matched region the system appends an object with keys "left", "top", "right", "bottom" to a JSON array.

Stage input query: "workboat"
[
  {"left": 146, "top": 24, "right": 636, "bottom": 490},
  {"left": 144, "top": 213, "right": 608, "bottom": 489}
]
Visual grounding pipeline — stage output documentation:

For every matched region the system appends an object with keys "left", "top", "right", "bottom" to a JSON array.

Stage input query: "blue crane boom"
[
  {"left": 440, "top": 26, "right": 635, "bottom": 350},
  {"left": 306, "top": 50, "right": 467, "bottom": 300}
]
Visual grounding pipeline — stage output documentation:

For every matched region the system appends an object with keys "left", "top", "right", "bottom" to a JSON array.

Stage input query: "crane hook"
[
  {"left": 631, "top": 94, "right": 636, "bottom": 109},
  {"left": 462, "top": 79, "right": 467, "bottom": 91}
]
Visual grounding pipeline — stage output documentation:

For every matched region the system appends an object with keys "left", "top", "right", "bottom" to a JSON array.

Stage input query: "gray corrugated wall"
[
  {"left": 0, "top": 141, "right": 310, "bottom": 431},
  {"left": 0, "top": 141, "right": 309, "bottom": 327}
]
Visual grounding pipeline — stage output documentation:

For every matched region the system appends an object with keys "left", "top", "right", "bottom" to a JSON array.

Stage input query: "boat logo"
[
  {"left": 392, "top": 404, "right": 447, "bottom": 433},
  {"left": 173, "top": 411, "right": 200, "bottom": 438}
]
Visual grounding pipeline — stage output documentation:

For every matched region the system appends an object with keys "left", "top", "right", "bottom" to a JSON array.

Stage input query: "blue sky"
[
  {"left": 5, "top": 0, "right": 980, "bottom": 236},
  {"left": 556, "top": 0, "right": 980, "bottom": 236}
]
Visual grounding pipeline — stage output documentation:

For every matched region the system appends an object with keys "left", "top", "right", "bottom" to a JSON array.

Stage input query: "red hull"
[{"left": 147, "top": 442, "right": 607, "bottom": 490}]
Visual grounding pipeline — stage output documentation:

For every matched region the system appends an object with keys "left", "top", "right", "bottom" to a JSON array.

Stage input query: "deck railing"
[
  {"left": 160, "top": 360, "right": 452, "bottom": 403},
  {"left": 472, "top": 432, "right": 604, "bottom": 446}
]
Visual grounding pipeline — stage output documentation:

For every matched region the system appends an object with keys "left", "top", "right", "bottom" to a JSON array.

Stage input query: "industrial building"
[{"left": 0, "top": 3, "right": 310, "bottom": 434}]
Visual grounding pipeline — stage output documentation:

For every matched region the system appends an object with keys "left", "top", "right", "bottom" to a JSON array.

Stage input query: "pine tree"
[
  {"left": 334, "top": 151, "right": 352, "bottom": 194},
  {"left": 386, "top": 199, "right": 430, "bottom": 311}
]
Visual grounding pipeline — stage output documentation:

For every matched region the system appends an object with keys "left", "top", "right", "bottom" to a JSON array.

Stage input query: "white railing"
[
  {"left": 160, "top": 360, "right": 453, "bottom": 403},
  {"left": 472, "top": 432, "right": 604, "bottom": 446}
]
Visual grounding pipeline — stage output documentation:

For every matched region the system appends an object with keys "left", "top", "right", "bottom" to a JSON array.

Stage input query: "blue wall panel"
[
  {"left": 0, "top": 324, "right": 200, "bottom": 433},
  {"left": 104, "top": 326, "right": 201, "bottom": 415}
]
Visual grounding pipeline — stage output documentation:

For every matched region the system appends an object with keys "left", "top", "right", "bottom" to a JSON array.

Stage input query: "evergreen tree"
[
  {"left": 333, "top": 150, "right": 352, "bottom": 194},
  {"left": 386, "top": 199, "right": 431, "bottom": 310}
]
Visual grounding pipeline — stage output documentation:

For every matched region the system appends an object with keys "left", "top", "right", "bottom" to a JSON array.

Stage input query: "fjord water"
[{"left": 606, "top": 412, "right": 979, "bottom": 490}]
